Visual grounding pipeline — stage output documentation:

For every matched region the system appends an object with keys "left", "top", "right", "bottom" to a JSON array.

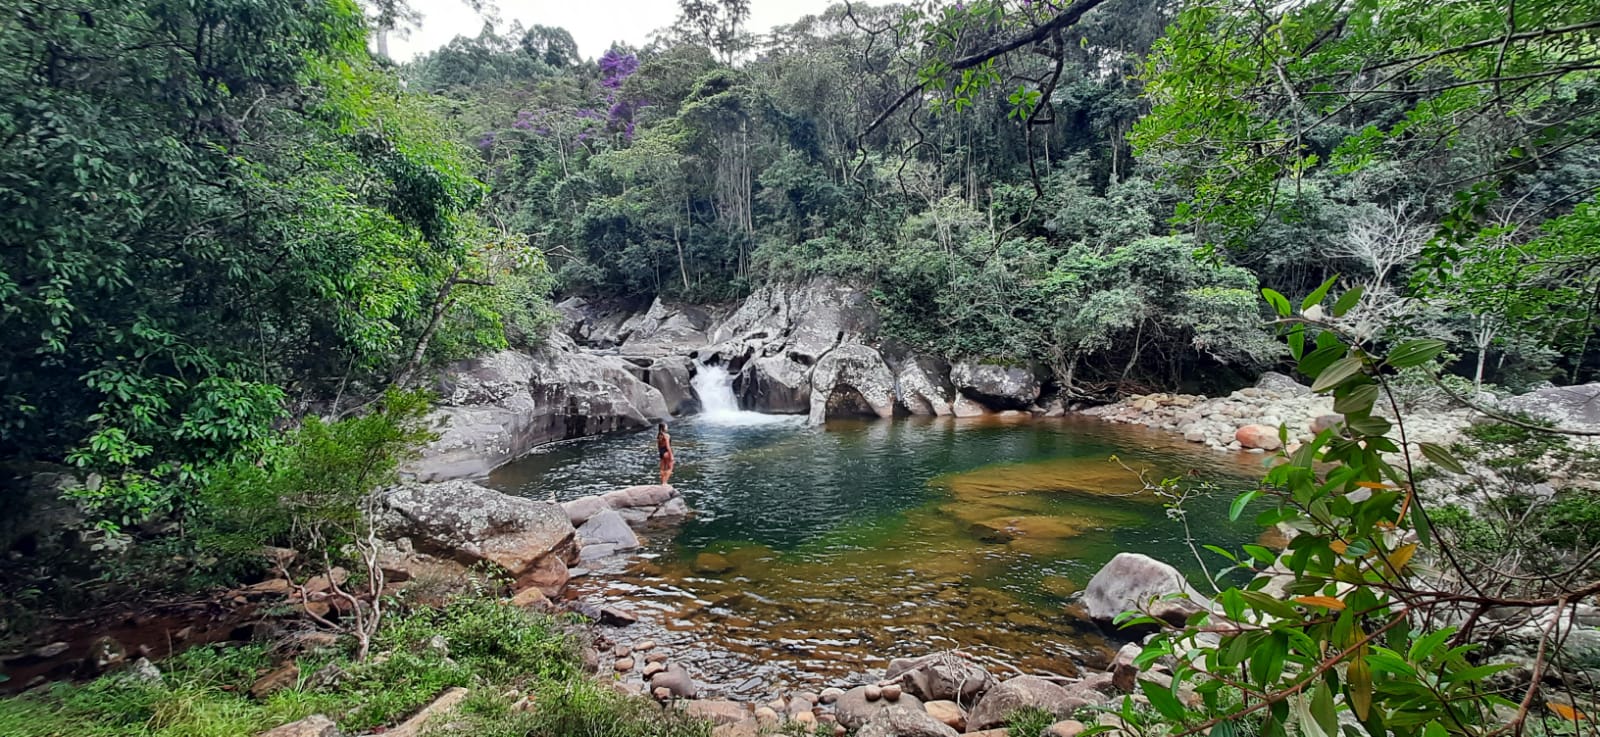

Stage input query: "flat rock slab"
[
  {"left": 387, "top": 687, "right": 470, "bottom": 737},
  {"left": 256, "top": 715, "right": 341, "bottom": 737}
]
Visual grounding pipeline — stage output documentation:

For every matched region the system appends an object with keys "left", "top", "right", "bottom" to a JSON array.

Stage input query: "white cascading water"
[{"left": 691, "top": 362, "right": 795, "bottom": 426}]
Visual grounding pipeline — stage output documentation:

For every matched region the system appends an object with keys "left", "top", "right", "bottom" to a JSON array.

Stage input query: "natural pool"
[{"left": 488, "top": 401, "right": 1269, "bottom": 692}]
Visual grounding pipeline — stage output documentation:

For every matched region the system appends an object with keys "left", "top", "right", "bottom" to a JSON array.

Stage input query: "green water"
[{"left": 488, "top": 414, "right": 1268, "bottom": 685}]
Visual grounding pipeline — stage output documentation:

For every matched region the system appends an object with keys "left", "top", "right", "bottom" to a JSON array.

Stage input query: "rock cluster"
[
  {"left": 564, "top": 484, "right": 690, "bottom": 561},
  {"left": 1083, "top": 371, "right": 1472, "bottom": 454}
]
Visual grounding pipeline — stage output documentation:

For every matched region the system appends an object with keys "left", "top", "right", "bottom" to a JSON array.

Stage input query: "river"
[{"left": 487, "top": 368, "right": 1268, "bottom": 695}]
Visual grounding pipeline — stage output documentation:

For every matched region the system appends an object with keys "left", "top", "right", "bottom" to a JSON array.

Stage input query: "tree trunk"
[{"left": 393, "top": 264, "right": 461, "bottom": 390}]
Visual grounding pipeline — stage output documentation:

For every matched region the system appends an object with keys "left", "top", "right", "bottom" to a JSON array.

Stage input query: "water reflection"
[{"left": 488, "top": 415, "right": 1264, "bottom": 691}]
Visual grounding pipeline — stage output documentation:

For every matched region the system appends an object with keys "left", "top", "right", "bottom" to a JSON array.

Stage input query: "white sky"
[{"left": 387, "top": 0, "right": 842, "bottom": 61}]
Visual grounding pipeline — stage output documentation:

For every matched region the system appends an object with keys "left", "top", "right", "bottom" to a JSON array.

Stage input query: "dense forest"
[{"left": 3, "top": 0, "right": 1600, "bottom": 735}]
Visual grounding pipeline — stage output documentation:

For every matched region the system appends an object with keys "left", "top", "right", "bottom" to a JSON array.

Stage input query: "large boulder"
[
  {"left": 711, "top": 278, "right": 879, "bottom": 361},
  {"left": 576, "top": 509, "right": 640, "bottom": 555},
  {"left": 735, "top": 354, "right": 812, "bottom": 413},
  {"left": 809, "top": 344, "right": 897, "bottom": 423},
  {"left": 951, "top": 360, "right": 1040, "bottom": 410},
  {"left": 1235, "top": 424, "right": 1283, "bottom": 451},
  {"left": 615, "top": 298, "right": 725, "bottom": 357},
  {"left": 886, "top": 653, "right": 994, "bottom": 704},
  {"left": 1082, "top": 553, "right": 1209, "bottom": 627},
  {"left": 378, "top": 480, "right": 577, "bottom": 594},
  {"left": 1255, "top": 372, "right": 1311, "bottom": 397},
  {"left": 836, "top": 686, "right": 923, "bottom": 729},
  {"left": 892, "top": 354, "right": 957, "bottom": 416},
  {"left": 966, "top": 676, "right": 1092, "bottom": 732},
  {"left": 1501, "top": 383, "right": 1600, "bottom": 428},
  {"left": 857, "top": 705, "right": 960, "bottom": 737},
  {"left": 627, "top": 355, "right": 700, "bottom": 415},
  {"left": 412, "top": 336, "right": 672, "bottom": 481}
]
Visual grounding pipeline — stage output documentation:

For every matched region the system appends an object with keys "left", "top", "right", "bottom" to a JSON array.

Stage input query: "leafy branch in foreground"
[{"left": 1107, "top": 279, "right": 1599, "bottom": 736}]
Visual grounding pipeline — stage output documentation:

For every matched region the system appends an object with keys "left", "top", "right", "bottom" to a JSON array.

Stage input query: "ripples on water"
[{"left": 488, "top": 412, "right": 1268, "bottom": 695}]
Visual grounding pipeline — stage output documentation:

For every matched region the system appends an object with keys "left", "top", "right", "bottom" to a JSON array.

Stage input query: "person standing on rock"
[{"left": 656, "top": 423, "right": 675, "bottom": 484}]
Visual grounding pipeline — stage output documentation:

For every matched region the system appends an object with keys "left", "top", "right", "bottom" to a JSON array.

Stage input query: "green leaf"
[
  {"left": 1140, "top": 679, "right": 1187, "bottom": 722},
  {"left": 1346, "top": 415, "right": 1392, "bottom": 436},
  {"left": 1311, "top": 357, "right": 1365, "bottom": 393},
  {"left": 1242, "top": 544, "right": 1277, "bottom": 565},
  {"left": 1333, "top": 384, "right": 1379, "bottom": 415},
  {"left": 1302, "top": 275, "right": 1337, "bottom": 311},
  {"left": 1420, "top": 442, "right": 1467, "bottom": 474},
  {"left": 1289, "top": 324, "right": 1306, "bottom": 361},
  {"left": 1263, "top": 288, "right": 1291, "bottom": 317},
  {"left": 1230, "top": 489, "right": 1259, "bottom": 521},
  {"left": 1385, "top": 339, "right": 1447, "bottom": 368},
  {"left": 1331, "top": 286, "right": 1363, "bottom": 317},
  {"left": 1299, "top": 344, "right": 1346, "bottom": 379}
]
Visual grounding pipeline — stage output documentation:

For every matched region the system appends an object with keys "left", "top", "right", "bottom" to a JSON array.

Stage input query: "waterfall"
[{"left": 691, "top": 362, "right": 795, "bottom": 426}]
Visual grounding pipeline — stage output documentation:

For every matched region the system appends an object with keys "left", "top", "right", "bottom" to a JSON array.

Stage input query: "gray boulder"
[
  {"left": 966, "top": 676, "right": 1093, "bottom": 731},
  {"left": 577, "top": 509, "right": 639, "bottom": 551},
  {"left": 835, "top": 686, "right": 923, "bottom": 729},
  {"left": 857, "top": 705, "right": 959, "bottom": 737},
  {"left": 412, "top": 337, "right": 671, "bottom": 481},
  {"left": 378, "top": 480, "right": 577, "bottom": 594},
  {"left": 620, "top": 355, "right": 699, "bottom": 415},
  {"left": 951, "top": 360, "right": 1040, "bottom": 410},
  {"left": 886, "top": 653, "right": 994, "bottom": 704},
  {"left": 711, "top": 278, "right": 879, "bottom": 361},
  {"left": 1255, "top": 371, "right": 1311, "bottom": 397},
  {"left": 735, "top": 354, "right": 812, "bottom": 413},
  {"left": 616, "top": 298, "right": 726, "bottom": 357},
  {"left": 893, "top": 354, "right": 957, "bottom": 416},
  {"left": 809, "top": 344, "right": 897, "bottom": 423},
  {"left": 1082, "top": 553, "right": 1210, "bottom": 627},
  {"left": 649, "top": 663, "right": 697, "bottom": 699},
  {"left": 1501, "top": 383, "right": 1600, "bottom": 428}
]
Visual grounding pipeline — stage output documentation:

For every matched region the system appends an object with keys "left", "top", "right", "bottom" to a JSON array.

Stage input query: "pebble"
[
  {"left": 614, "top": 644, "right": 631, "bottom": 658},
  {"left": 881, "top": 684, "right": 902, "bottom": 701},
  {"left": 794, "top": 711, "right": 817, "bottom": 726},
  {"left": 754, "top": 707, "right": 779, "bottom": 725},
  {"left": 864, "top": 684, "right": 882, "bottom": 701},
  {"left": 820, "top": 687, "right": 845, "bottom": 704},
  {"left": 643, "top": 661, "right": 666, "bottom": 678},
  {"left": 653, "top": 686, "right": 672, "bottom": 700},
  {"left": 634, "top": 639, "right": 657, "bottom": 652},
  {"left": 614, "top": 657, "right": 635, "bottom": 672},
  {"left": 646, "top": 652, "right": 670, "bottom": 663}
]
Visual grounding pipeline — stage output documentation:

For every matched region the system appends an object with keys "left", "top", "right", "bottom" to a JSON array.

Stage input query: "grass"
[
  {"left": 0, "top": 591, "right": 712, "bottom": 737},
  {"left": 1006, "top": 706, "right": 1059, "bottom": 737}
]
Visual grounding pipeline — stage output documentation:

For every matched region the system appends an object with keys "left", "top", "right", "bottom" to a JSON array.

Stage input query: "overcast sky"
[{"left": 387, "top": 0, "right": 842, "bottom": 61}]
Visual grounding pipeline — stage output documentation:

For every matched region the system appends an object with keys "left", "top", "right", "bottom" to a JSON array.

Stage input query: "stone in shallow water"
[{"left": 694, "top": 552, "right": 735, "bottom": 574}]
